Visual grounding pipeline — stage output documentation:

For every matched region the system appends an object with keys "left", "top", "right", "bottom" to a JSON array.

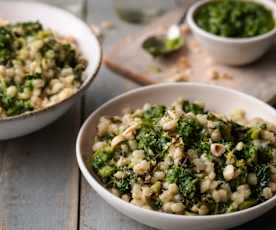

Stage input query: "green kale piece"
[
  {"left": 255, "top": 164, "right": 271, "bottom": 189},
  {"left": 91, "top": 148, "right": 113, "bottom": 170},
  {"left": 0, "top": 27, "right": 14, "bottom": 65},
  {"left": 243, "top": 143, "right": 258, "bottom": 166},
  {"left": 230, "top": 121, "right": 250, "bottom": 143},
  {"left": 142, "top": 105, "right": 166, "bottom": 125},
  {"left": 176, "top": 117, "right": 202, "bottom": 148},
  {"left": 251, "top": 164, "right": 272, "bottom": 201},
  {"left": 100, "top": 133, "right": 115, "bottom": 142},
  {"left": 113, "top": 174, "right": 134, "bottom": 194},
  {"left": 99, "top": 165, "right": 116, "bottom": 178},
  {"left": 258, "top": 145, "right": 273, "bottom": 164},
  {"left": 73, "top": 61, "right": 87, "bottom": 80},
  {"left": 40, "top": 39, "right": 78, "bottom": 68},
  {"left": 215, "top": 202, "right": 230, "bottom": 214},
  {"left": 202, "top": 195, "right": 230, "bottom": 214},
  {"left": 197, "top": 140, "right": 211, "bottom": 156},
  {"left": 5, "top": 99, "right": 33, "bottom": 116},
  {"left": 213, "top": 120, "right": 232, "bottom": 142},
  {"left": 179, "top": 175, "right": 199, "bottom": 201},
  {"left": 23, "top": 73, "right": 43, "bottom": 91},
  {"left": 13, "top": 21, "right": 43, "bottom": 36},
  {"left": 166, "top": 166, "right": 181, "bottom": 184},
  {"left": 235, "top": 143, "right": 272, "bottom": 166},
  {"left": 182, "top": 100, "right": 205, "bottom": 114},
  {"left": 150, "top": 198, "right": 163, "bottom": 210},
  {"left": 24, "top": 73, "right": 42, "bottom": 80},
  {"left": 247, "top": 127, "right": 261, "bottom": 140},
  {"left": 239, "top": 199, "right": 256, "bottom": 210},
  {"left": 214, "top": 158, "right": 225, "bottom": 181},
  {"left": 208, "top": 114, "right": 248, "bottom": 143},
  {"left": 58, "top": 43, "right": 78, "bottom": 68},
  {"left": 166, "top": 166, "right": 199, "bottom": 202},
  {"left": 0, "top": 83, "right": 33, "bottom": 116},
  {"left": 137, "top": 126, "right": 170, "bottom": 159}
]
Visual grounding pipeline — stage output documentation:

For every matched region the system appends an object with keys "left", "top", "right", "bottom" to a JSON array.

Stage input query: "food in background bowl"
[
  {"left": 88, "top": 98, "right": 276, "bottom": 215},
  {"left": 194, "top": 0, "right": 275, "bottom": 38},
  {"left": 0, "top": 1, "right": 101, "bottom": 140},
  {"left": 0, "top": 20, "right": 87, "bottom": 118},
  {"left": 187, "top": 0, "right": 276, "bottom": 65}
]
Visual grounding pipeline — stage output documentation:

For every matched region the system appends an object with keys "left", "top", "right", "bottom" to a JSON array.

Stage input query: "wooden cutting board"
[{"left": 104, "top": 9, "right": 276, "bottom": 104}]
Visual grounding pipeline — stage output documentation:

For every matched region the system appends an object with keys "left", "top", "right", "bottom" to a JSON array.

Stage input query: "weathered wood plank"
[
  {"left": 0, "top": 2, "right": 86, "bottom": 230},
  {"left": 0, "top": 104, "right": 81, "bottom": 230},
  {"left": 80, "top": 182, "right": 154, "bottom": 230}
]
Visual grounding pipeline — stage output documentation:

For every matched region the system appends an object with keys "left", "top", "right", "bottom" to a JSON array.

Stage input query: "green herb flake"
[{"left": 194, "top": 0, "right": 275, "bottom": 38}]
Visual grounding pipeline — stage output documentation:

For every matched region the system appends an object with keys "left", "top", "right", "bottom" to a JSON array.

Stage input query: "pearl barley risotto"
[
  {"left": 0, "top": 20, "right": 87, "bottom": 118},
  {"left": 90, "top": 99, "right": 276, "bottom": 215}
]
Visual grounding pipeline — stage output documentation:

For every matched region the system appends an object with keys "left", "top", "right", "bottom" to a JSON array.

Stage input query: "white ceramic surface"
[
  {"left": 0, "top": 1, "right": 102, "bottom": 140},
  {"left": 76, "top": 83, "right": 276, "bottom": 230},
  {"left": 187, "top": 0, "right": 276, "bottom": 66}
]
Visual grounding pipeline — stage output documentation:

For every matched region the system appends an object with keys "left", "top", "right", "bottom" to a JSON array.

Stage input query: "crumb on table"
[
  {"left": 166, "top": 69, "right": 191, "bottom": 82},
  {"left": 208, "top": 68, "right": 233, "bottom": 81},
  {"left": 177, "top": 56, "right": 190, "bottom": 69}
]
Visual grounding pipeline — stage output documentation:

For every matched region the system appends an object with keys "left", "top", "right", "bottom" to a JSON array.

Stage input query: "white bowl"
[
  {"left": 0, "top": 1, "right": 102, "bottom": 140},
  {"left": 187, "top": 0, "right": 276, "bottom": 66},
  {"left": 76, "top": 83, "right": 276, "bottom": 230}
]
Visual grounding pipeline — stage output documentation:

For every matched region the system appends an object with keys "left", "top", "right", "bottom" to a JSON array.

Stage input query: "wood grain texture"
[
  {"left": 80, "top": 182, "right": 153, "bottom": 230},
  {"left": 104, "top": 9, "right": 276, "bottom": 104},
  {"left": 0, "top": 105, "right": 81, "bottom": 230},
  {"left": 0, "top": 1, "right": 85, "bottom": 229}
]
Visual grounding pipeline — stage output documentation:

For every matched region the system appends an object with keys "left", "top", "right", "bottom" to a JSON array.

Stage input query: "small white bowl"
[
  {"left": 0, "top": 1, "right": 102, "bottom": 140},
  {"left": 187, "top": 0, "right": 276, "bottom": 66},
  {"left": 76, "top": 83, "right": 276, "bottom": 230}
]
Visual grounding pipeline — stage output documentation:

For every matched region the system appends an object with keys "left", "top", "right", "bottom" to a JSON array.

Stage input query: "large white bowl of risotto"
[
  {"left": 0, "top": 1, "right": 101, "bottom": 139},
  {"left": 76, "top": 83, "right": 276, "bottom": 230}
]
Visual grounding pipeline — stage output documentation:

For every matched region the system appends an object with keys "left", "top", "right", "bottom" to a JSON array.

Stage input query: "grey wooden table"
[{"left": 0, "top": 0, "right": 275, "bottom": 230}]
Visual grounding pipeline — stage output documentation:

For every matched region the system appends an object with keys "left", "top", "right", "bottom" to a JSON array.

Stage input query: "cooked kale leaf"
[{"left": 137, "top": 126, "right": 170, "bottom": 159}]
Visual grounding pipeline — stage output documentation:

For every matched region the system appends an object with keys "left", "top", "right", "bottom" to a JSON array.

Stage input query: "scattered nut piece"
[
  {"left": 211, "top": 143, "right": 225, "bottom": 157},
  {"left": 189, "top": 39, "right": 201, "bottom": 53},
  {"left": 208, "top": 69, "right": 220, "bottom": 80},
  {"left": 167, "top": 70, "right": 190, "bottom": 82},
  {"left": 101, "top": 20, "right": 114, "bottom": 30},
  {"left": 208, "top": 68, "right": 233, "bottom": 81},
  {"left": 177, "top": 56, "right": 190, "bottom": 69},
  {"left": 180, "top": 24, "right": 190, "bottom": 34}
]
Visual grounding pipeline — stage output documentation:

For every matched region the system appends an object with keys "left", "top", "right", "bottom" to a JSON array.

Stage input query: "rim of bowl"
[
  {"left": 187, "top": 0, "right": 276, "bottom": 44},
  {"left": 0, "top": 1, "right": 102, "bottom": 123},
  {"left": 76, "top": 82, "right": 276, "bottom": 220}
]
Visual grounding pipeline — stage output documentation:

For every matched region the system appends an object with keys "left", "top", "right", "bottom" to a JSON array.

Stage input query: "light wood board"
[{"left": 104, "top": 9, "right": 276, "bottom": 104}]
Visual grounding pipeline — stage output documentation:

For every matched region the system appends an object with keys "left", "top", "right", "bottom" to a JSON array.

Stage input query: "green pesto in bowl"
[{"left": 194, "top": 0, "right": 275, "bottom": 38}]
